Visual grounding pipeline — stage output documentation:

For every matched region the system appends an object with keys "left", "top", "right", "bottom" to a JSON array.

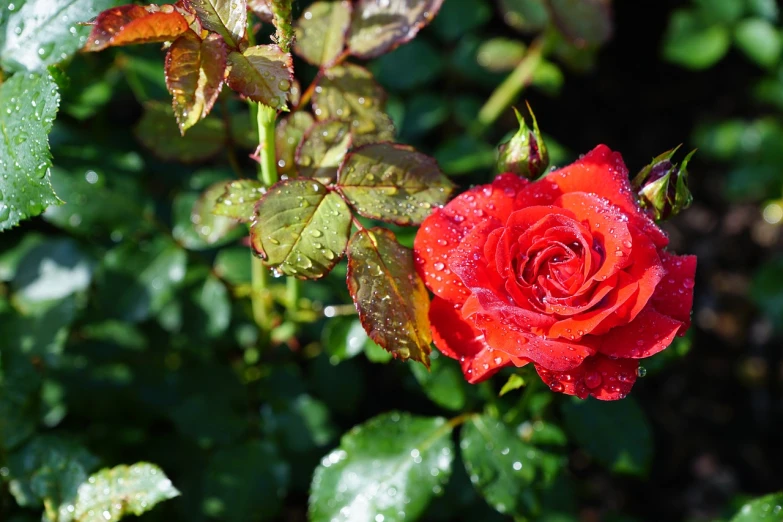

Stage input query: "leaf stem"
[
  {"left": 295, "top": 50, "right": 350, "bottom": 110},
  {"left": 256, "top": 103, "right": 279, "bottom": 186},
  {"left": 473, "top": 37, "right": 546, "bottom": 136}
]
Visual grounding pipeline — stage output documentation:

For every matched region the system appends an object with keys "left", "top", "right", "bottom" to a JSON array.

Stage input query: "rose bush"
[{"left": 414, "top": 145, "right": 696, "bottom": 400}]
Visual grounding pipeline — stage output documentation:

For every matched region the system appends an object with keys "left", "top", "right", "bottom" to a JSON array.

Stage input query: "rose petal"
[
  {"left": 429, "top": 296, "right": 519, "bottom": 383},
  {"left": 414, "top": 174, "right": 529, "bottom": 304},
  {"left": 535, "top": 354, "right": 638, "bottom": 400},
  {"left": 651, "top": 252, "right": 696, "bottom": 331},
  {"left": 595, "top": 305, "right": 682, "bottom": 359},
  {"left": 523, "top": 145, "right": 669, "bottom": 248}
]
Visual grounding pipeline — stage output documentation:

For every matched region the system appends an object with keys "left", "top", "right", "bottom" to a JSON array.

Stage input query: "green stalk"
[
  {"left": 473, "top": 38, "right": 546, "bottom": 136},
  {"left": 256, "top": 103, "right": 279, "bottom": 186}
]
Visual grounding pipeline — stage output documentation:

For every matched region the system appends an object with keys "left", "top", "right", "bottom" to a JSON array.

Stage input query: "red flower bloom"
[{"left": 414, "top": 145, "right": 696, "bottom": 400}]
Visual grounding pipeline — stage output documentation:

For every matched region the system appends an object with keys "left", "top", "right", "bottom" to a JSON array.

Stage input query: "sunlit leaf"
[
  {"left": 549, "top": 0, "right": 612, "bottom": 47},
  {"left": 83, "top": 4, "right": 189, "bottom": 52},
  {"left": 213, "top": 179, "right": 266, "bottom": 222},
  {"left": 190, "top": 182, "right": 240, "bottom": 245},
  {"left": 309, "top": 412, "right": 454, "bottom": 522},
  {"left": 294, "top": 1, "right": 351, "bottom": 67},
  {"left": 498, "top": 0, "right": 549, "bottom": 33},
  {"left": 499, "top": 374, "right": 525, "bottom": 396},
  {"left": 337, "top": 143, "right": 454, "bottom": 226},
  {"left": 226, "top": 44, "right": 293, "bottom": 109},
  {"left": 0, "top": 72, "right": 61, "bottom": 231},
  {"left": 134, "top": 101, "right": 225, "bottom": 162},
  {"left": 0, "top": 0, "right": 120, "bottom": 72},
  {"left": 663, "top": 9, "right": 731, "bottom": 70},
  {"left": 250, "top": 179, "right": 352, "bottom": 279},
  {"left": 346, "top": 227, "right": 432, "bottom": 365},
  {"left": 322, "top": 317, "right": 367, "bottom": 364},
  {"left": 409, "top": 350, "right": 466, "bottom": 411},
  {"left": 296, "top": 120, "right": 352, "bottom": 183},
  {"left": 734, "top": 18, "right": 783, "bottom": 68},
  {"left": 165, "top": 31, "right": 228, "bottom": 134},
  {"left": 729, "top": 492, "right": 783, "bottom": 521},
  {"left": 187, "top": 0, "right": 246, "bottom": 47},
  {"left": 275, "top": 111, "right": 315, "bottom": 175},
  {"left": 73, "top": 462, "right": 179, "bottom": 521},
  {"left": 347, "top": 0, "right": 445, "bottom": 59},
  {"left": 312, "top": 63, "right": 395, "bottom": 144}
]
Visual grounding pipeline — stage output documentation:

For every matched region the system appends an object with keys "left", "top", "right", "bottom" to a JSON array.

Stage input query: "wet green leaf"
[
  {"left": 663, "top": 9, "right": 731, "bottom": 69},
  {"left": 251, "top": 179, "right": 352, "bottom": 279},
  {"left": 549, "top": 0, "right": 612, "bottom": 47},
  {"left": 561, "top": 396, "right": 652, "bottom": 476},
  {"left": 296, "top": 120, "right": 352, "bottom": 183},
  {"left": 134, "top": 102, "right": 225, "bottom": 162},
  {"left": 346, "top": 228, "right": 432, "bottom": 365},
  {"left": 72, "top": 462, "right": 180, "bottom": 521},
  {"left": 347, "top": 0, "right": 444, "bottom": 59},
  {"left": 226, "top": 44, "right": 293, "bottom": 110},
  {"left": 309, "top": 412, "right": 454, "bottom": 522},
  {"left": 729, "top": 492, "right": 783, "bottom": 521},
  {"left": 293, "top": 1, "right": 351, "bottom": 67},
  {"left": 0, "top": 71, "right": 61, "bottom": 231},
  {"left": 213, "top": 179, "right": 266, "bottom": 222},
  {"left": 188, "top": 0, "right": 246, "bottom": 47},
  {"left": 410, "top": 350, "right": 466, "bottom": 411},
  {"left": 276, "top": 111, "right": 315, "bottom": 175},
  {"left": 0, "top": 0, "right": 120, "bottom": 72},
  {"left": 322, "top": 317, "right": 368, "bottom": 364},
  {"left": 190, "top": 182, "right": 241, "bottom": 245},
  {"left": 337, "top": 143, "right": 454, "bottom": 225},
  {"left": 498, "top": 0, "right": 549, "bottom": 33},
  {"left": 734, "top": 18, "right": 782, "bottom": 68},
  {"left": 312, "top": 64, "right": 395, "bottom": 144}
]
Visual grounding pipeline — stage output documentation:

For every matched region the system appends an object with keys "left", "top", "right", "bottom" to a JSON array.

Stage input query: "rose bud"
[
  {"left": 496, "top": 104, "right": 549, "bottom": 179},
  {"left": 632, "top": 146, "right": 695, "bottom": 221}
]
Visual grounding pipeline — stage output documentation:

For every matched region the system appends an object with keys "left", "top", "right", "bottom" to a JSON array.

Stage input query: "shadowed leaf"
[
  {"left": 191, "top": 182, "right": 240, "bottom": 244},
  {"left": 83, "top": 4, "right": 189, "bottom": 52},
  {"left": 312, "top": 64, "right": 395, "bottom": 144},
  {"left": 309, "top": 412, "right": 454, "bottom": 522},
  {"left": 187, "top": 0, "right": 246, "bottom": 47},
  {"left": 226, "top": 44, "right": 293, "bottom": 109},
  {"left": 134, "top": 102, "right": 225, "bottom": 162},
  {"left": 296, "top": 120, "right": 352, "bottom": 184},
  {"left": 276, "top": 111, "right": 315, "bottom": 175},
  {"left": 294, "top": 1, "right": 351, "bottom": 67},
  {"left": 347, "top": 0, "right": 445, "bottom": 59},
  {"left": 73, "top": 462, "right": 179, "bottom": 521},
  {"left": 498, "top": 0, "right": 550, "bottom": 33},
  {"left": 549, "top": 0, "right": 612, "bottom": 47},
  {"left": 0, "top": 72, "right": 62, "bottom": 231},
  {"left": 165, "top": 31, "right": 228, "bottom": 134},
  {"left": 213, "top": 179, "right": 266, "bottom": 222},
  {"left": 250, "top": 179, "right": 351, "bottom": 279},
  {"left": 337, "top": 143, "right": 454, "bottom": 226},
  {"left": 346, "top": 227, "right": 432, "bottom": 365}
]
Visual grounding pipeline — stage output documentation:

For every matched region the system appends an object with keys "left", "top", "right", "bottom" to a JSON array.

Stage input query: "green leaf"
[
  {"left": 347, "top": 0, "right": 444, "bottom": 59},
  {"left": 0, "top": 350, "right": 41, "bottom": 451},
  {"left": 734, "top": 18, "right": 783, "bottom": 68},
  {"left": 694, "top": 0, "right": 745, "bottom": 24},
  {"left": 226, "top": 44, "right": 293, "bottom": 110},
  {"left": 293, "top": 1, "right": 351, "bottom": 67},
  {"left": 432, "top": 0, "right": 491, "bottom": 42},
  {"left": 477, "top": 38, "right": 527, "bottom": 72},
  {"left": 172, "top": 190, "right": 243, "bottom": 250},
  {"left": 399, "top": 92, "right": 449, "bottom": 140},
  {"left": 134, "top": 102, "right": 225, "bottom": 162},
  {"left": 0, "top": 0, "right": 119, "bottom": 72},
  {"left": 214, "top": 247, "right": 251, "bottom": 284},
  {"left": 250, "top": 179, "right": 352, "bottom": 279},
  {"left": 460, "top": 415, "right": 542, "bottom": 516},
  {"left": 410, "top": 350, "right": 467, "bottom": 411},
  {"left": 561, "top": 396, "right": 652, "bottom": 476},
  {"left": 0, "top": 295, "right": 78, "bottom": 366},
  {"left": 346, "top": 228, "right": 432, "bottom": 365},
  {"left": 337, "top": 143, "right": 454, "bottom": 225},
  {"left": 745, "top": 0, "right": 779, "bottom": 21},
  {"left": 0, "top": 72, "right": 61, "bottom": 230},
  {"left": 365, "top": 337, "right": 393, "bottom": 363},
  {"left": 434, "top": 135, "right": 496, "bottom": 176},
  {"left": 203, "top": 442, "right": 290, "bottom": 522},
  {"left": 296, "top": 120, "right": 352, "bottom": 183},
  {"left": 213, "top": 179, "right": 266, "bottom": 222},
  {"left": 276, "top": 111, "right": 315, "bottom": 176},
  {"left": 499, "top": 374, "right": 525, "bottom": 396},
  {"left": 8, "top": 436, "right": 98, "bottom": 521},
  {"left": 751, "top": 257, "right": 783, "bottom": 330},
  {"left": 498, "top": 0, "right": 550, "bottom": 33},
  {"left": 190, "top": 182, "right": 241, "bottom": 245},
  {"left": 73, "top": 462, "right": 180, "bottom": 522},
  {"left": 165, "top": 31, "right": 228, "bottom": 133},
  {"left": 312, "top": 64, "right": 395, "bottom": 144},
  {"left": 309, "top": 412, "right": 454, "bottom": 522},
  {"left": 549, "top": 0, "right": 612, "bottom": 47},
  {"left": 187, "top": 0, "right": 246, "bottom": 48},
  {"left": 194, "top": 275, "right": 231, "bottom": 337},
  {"left": 729, "top": 492, "right": 783, "bottom": 521},
  {"left": 372, "top": 39, "right": 444, "bottom": 91},
  {"left": 663, "top": 9, "right": 731, "bottom": 69},
  {"left": 322, "top": 317, "right": 368, "bottom": 364}
]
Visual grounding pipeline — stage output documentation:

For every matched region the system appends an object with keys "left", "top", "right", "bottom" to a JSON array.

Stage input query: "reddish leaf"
[
  {"left": 83, "top": 4, "right": 190, "bottom": 52},
  {"left": 347, "top": 227, "right": 432, "bottom": 366},
  {"left": 248, "top": 0, "right": 274, "bottom": 23},
  {"left": 165, "top": 31, "right": 228, "bottom": 134},
  {"left": 187, "top": 0, "right": 247, "bottom": 48},
  {"left": 226, "top": 45, "right": 293, "bottom": 109}
]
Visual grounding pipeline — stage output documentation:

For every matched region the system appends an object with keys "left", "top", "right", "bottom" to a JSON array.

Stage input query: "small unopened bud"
[
  {"left": 497, "top": 103, "right": 549, "bottom": 179},
  {"left": 633, "top": 146, "right": 695, "bottom": 221}
]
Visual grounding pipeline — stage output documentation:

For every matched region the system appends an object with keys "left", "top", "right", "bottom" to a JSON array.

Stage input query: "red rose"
[{"left": 414, "top": 145, "right": 696, "bottom": 400}]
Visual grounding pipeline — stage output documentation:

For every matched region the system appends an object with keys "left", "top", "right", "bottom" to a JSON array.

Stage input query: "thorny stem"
[{"left": 473, "top": 37, "right": 547, "bottom": 136}]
